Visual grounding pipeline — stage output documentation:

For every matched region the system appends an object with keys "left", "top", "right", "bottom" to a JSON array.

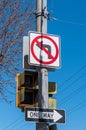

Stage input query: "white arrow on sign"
[
  {"left": 53, "top": 110, "right": 63, "bottom": 122},
  {"left": 27, "top": 110, "right": 63, "bottom": 123}
]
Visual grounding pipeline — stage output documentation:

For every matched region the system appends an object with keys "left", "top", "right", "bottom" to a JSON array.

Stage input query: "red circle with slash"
[{"left": 31, "top": 35, "right": 59, "bottom": 65}]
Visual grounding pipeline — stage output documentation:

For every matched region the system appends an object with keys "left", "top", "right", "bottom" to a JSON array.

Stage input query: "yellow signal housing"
[
  {"left": 48, "top": 98, "right": 57, "bottom": 109},
  {"left": 48, "top": 82, "right": 57, "bottom": 109},
  {"left": 48, "top": 82, "right": 57, "bottom": 94},
  {"left": 16, "top": 71, "right": 38, "bottom": 111},
  {"left": 16, "top": 72, "right": 24, "bottom": 90}
]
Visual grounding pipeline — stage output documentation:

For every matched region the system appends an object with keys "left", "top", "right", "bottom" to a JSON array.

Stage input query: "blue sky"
[{"left": 0, "top": 0, "right": 86, "bottom": 130}]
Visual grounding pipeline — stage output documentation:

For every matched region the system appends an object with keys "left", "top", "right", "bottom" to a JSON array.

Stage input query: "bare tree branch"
[{"left": 0, "top": 0, "right": 36, "bottom": 102}]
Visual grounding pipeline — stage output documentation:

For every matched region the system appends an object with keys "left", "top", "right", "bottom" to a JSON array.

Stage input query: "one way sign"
[{"left": 25, "top": 108, "right": 65, "bottom": 124}]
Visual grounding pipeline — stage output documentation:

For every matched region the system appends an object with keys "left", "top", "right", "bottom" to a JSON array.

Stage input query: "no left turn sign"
[{"left": 29, "top": 32, "right": 61, "bottom": 68}]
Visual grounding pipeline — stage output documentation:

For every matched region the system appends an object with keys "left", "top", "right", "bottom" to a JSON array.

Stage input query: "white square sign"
[{"left": 29, "top": 32, "right": 61, "bottom": 69}]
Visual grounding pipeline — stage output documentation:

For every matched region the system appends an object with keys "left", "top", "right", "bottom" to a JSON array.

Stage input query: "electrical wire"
[
  {"left": 16, "top": 122, "right": 35, "bottom": 130},
  {"left": 58, "top": 65, "right": 86, "bottom": 95},
  {"left": 59, "top": 72, "right": 86, "bottom": 95},
  {"left": 2, "top": 115, "right": 34, "bottom": 130},
  {"left": 58, "top": 83, "right": 86, "bottom": 106},
  {"left": 57, "top": 65, "right": 86, "bottom": 109},
  {"left": 2, "top": 116, "right": 23, "bottom": 130},
  {"left": 67, "top": 99, "right": 86, "bottom": 115},
  {"left": 59, "top": 65, "right": 86, "bottom": 88},
  {"left": 57, "top": 18, "right": 86, "bottom": 27},
  {"left": 48, "top": 0, "right": 86, "bottom": 27}
]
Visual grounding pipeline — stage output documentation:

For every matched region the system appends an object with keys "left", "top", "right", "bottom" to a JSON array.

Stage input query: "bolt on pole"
[{"left": 36, "top": 0, "right": 49, "bottom": 130}]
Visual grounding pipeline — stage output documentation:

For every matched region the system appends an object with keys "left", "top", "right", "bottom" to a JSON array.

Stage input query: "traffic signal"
[
  {"left": 16, "top": 71, "right": 38, "bottom": 111},
  {"left": 48, "top": 82, "right": 57, "bottom": 96},
  {"left": 48, "top": 82, "right": 57, "bottom": 109},
  {"left": 16, "top": 71, "right": 57, "bottom": 111},
  {"left": 48, "top": 98, "right": 57, "bottom": 109}
]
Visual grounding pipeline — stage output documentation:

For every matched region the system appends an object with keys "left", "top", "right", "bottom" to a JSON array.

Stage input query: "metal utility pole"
[
  {"left": 36, "top": 0, "right": 49, "bottom": 130},
  {"left": 17, "top": 0, "right": 65, "bottom": 129}
]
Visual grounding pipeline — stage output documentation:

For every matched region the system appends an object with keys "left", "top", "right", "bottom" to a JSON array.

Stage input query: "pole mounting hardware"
[{"left": 34, "top": 9, "right": 50, "bottom": 20}]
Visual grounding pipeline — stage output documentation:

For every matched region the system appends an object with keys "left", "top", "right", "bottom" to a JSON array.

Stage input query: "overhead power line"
[
  {"left": 58, "top": 83, "right": 86, "bottom": 106},
  {"left": 59, "top": 65, "right": 86, "bottom": 90},
  {"left": 68, "top": 99, "right": 86, "bottom": 115},
  {"left": 56, "top": 18, "right": 86, "bottom": 26}
]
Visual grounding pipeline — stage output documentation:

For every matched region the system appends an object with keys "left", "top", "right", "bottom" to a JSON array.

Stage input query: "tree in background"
[{"left": 0, "top": 0, "right": 35, "bottom": 103}]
